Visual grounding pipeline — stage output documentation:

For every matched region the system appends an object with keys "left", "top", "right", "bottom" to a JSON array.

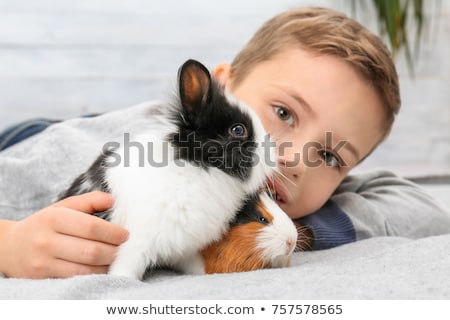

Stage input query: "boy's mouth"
[{"left": 266, "top": 179, "right": 288, "bottom": 206}]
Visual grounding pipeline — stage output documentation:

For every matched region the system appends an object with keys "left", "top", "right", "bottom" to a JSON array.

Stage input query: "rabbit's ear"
[{"left": 178, "top": 59, "right": 211, "bottom": 113}]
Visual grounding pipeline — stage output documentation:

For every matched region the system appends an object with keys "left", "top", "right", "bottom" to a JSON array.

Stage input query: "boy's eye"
[
  {"left": 273, "top": 105, "right": 295, "bottom": 126},
  {"left": 318, "top": 150, "right": 342, "bottom": 168}
]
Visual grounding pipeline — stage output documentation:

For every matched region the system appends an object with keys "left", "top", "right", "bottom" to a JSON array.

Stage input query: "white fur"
[
  {"left": 105, "top": 102, "right": 274, "bottom": 280},
  {"left": 256, "top": 193, "right": 298, "bottom": 268},
  {"left": 172, "top": 252, "right": 205, "bottom": 275}
]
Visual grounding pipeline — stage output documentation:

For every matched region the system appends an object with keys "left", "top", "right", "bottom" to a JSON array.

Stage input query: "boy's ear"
[
  {"left": 212, "top": 63, "right": 231, "bottom": 87},
  {"left": 178, "top": 59, "right": 211, "bottom": 113}
]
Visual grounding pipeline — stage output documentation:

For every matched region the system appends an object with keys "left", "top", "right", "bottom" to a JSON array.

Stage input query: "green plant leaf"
[{"left": 350, "top": 0, "right": 426, "bottom": 77}]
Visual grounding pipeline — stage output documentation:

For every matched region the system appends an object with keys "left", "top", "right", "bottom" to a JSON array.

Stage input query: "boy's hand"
[{"left": 0, "top": 191, "right": 128, "bottom": 279}]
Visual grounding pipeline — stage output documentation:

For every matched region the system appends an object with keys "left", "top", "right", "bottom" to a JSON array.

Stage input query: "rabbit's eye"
[{"left": 229, "top": 123, "right": 248, "bottom": 139}]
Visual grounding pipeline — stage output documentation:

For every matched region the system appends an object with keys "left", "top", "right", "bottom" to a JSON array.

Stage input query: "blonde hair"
[{"left": 230, "top": 7, "right": 400, "bottom": 140}]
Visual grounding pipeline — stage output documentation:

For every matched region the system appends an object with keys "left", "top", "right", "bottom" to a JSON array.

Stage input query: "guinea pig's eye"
[
  {"left": 259, "top": 216, "right": 269, "bottom": 225},
  {"left": 229, "top": 123, "right": 248, "bottom": 139}
]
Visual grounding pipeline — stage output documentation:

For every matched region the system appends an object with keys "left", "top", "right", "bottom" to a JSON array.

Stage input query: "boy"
[{"left": 0, "top": 7, "right": 449, "bottom": 278}]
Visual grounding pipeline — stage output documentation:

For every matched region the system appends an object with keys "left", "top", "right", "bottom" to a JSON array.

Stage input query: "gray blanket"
[
  {"left": 2, "top": 234, "right": 449, "bottom": 299},
  {"left": 1, "top": 103, "right": 449, "bottom": 300}
]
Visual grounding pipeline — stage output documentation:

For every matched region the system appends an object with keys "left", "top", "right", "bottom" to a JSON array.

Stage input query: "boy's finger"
[
  {"left": 51, "top": 232, "right": 118, "bottom": 266},
  {"left": 51, "top": 207, "right": 128, "bottom": 245},
  {"left": 52, "top": 191, "right": 114, "bottom": 214}
]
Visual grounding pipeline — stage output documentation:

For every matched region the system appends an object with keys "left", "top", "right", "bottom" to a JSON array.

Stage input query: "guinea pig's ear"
[{"left": 178, "top": 59, "right": 211, "bottom": 113}]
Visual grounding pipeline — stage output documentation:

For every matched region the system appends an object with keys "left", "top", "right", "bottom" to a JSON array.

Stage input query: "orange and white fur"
[{"left": 174, "top": 192, "right": 298, "bottom": 274}]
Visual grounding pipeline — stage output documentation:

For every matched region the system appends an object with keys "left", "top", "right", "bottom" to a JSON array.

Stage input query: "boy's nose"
[{"left": 278, "top": 158, "right": 299, "bottom": 179}]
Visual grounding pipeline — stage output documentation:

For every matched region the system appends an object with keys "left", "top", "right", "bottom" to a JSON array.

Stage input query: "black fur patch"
[
  {"left": 170, "top": 80, "right": 257, "bottom": 181},
  {"left": 58, "top": 150, "right": 113, "bottom": 220},
  {"left": 230, "top": 193, "right": 269, "bottom": 226}
]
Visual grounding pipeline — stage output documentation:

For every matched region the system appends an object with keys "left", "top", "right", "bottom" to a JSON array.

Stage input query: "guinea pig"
[
  {"left": 200, "top": 192, "right": 298, "bottom": 274},
  {"left": 59, "top": 59, "right": 276, "bottom": 280}
]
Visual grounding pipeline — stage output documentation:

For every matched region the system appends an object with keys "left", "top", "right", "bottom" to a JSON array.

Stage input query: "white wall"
[{"left": 0, "top": 0, "right": 448, "bottom": 176}]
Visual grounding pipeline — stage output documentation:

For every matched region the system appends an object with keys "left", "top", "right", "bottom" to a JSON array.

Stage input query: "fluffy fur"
[
  {"left": 60, "top": 60, "right": 275, "bottom": 280},
  {"left": 199, "top": 192, "right": 298, "bottom": 274}
]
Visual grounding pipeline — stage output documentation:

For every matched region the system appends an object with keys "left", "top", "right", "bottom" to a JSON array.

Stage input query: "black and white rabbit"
[{"left": 59, "top": 59, "right": 276, "bottom": 280}]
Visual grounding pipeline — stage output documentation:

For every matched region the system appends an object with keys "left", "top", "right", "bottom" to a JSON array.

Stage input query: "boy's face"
[{"left": 214, "top": 48, "right": 385, "bottom": 219}]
